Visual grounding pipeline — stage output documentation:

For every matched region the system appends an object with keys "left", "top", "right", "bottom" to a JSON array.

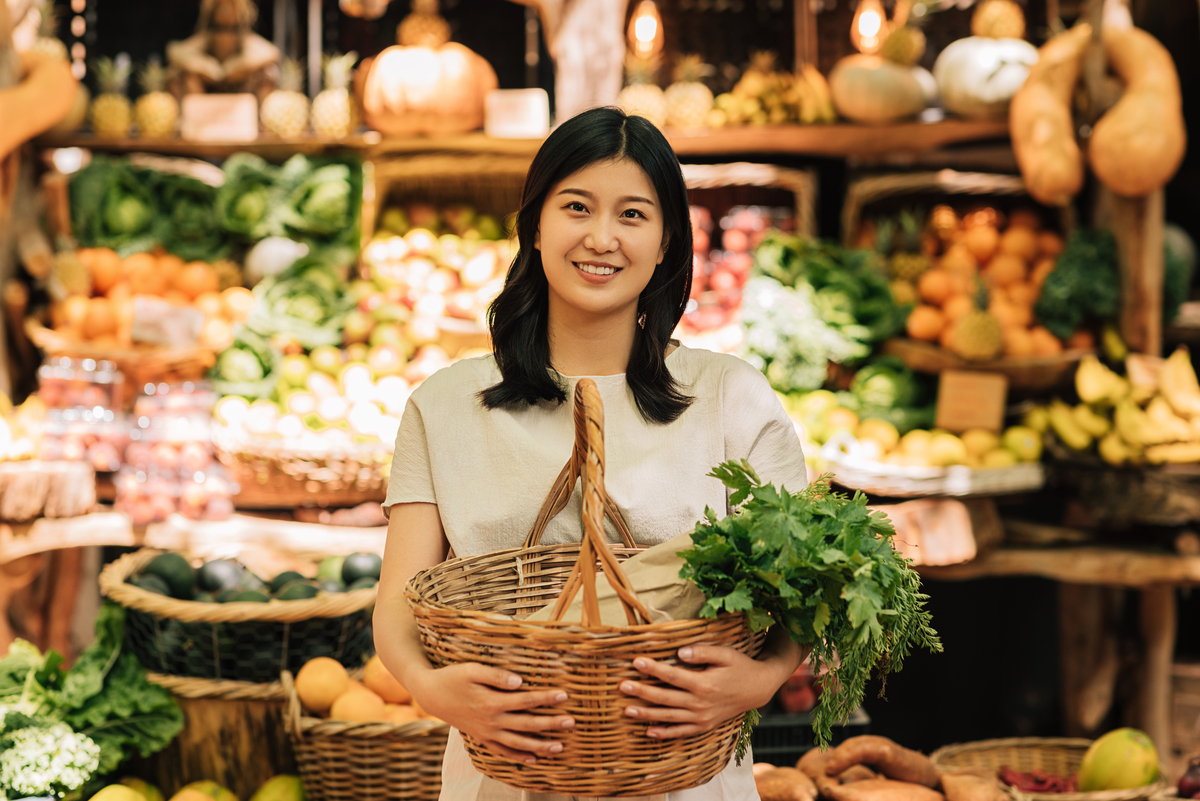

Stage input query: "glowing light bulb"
[
  {"left": 626, "top": 1, "right": 664, "bottom": 58},
  {"left": 850, "top": 0, "right": 889, "bottom": 55}
]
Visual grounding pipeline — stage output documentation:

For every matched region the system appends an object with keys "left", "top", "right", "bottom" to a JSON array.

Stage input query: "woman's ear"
[
  {"left": 534, "top": 228, "right": 540, "bottom": 251},
  {"left": 657, "top": 235, "right": 669, "bottom": 265}
]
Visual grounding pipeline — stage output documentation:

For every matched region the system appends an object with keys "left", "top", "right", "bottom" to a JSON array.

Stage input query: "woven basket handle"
[{"left": 539, "top": 380, "right": 652, "bottom": 627}]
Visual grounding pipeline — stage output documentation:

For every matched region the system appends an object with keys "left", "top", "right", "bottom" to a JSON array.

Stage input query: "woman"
[{"left": 375, "top": 107, "right": 807, "bottom": 801}]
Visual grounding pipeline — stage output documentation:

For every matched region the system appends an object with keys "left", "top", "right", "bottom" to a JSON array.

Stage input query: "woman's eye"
[
  {"left": 566, "top": 202, "right": 587, "bottom": 212},
  {"left": 622, "top": 209, "right": 646, "bottom": 219}
]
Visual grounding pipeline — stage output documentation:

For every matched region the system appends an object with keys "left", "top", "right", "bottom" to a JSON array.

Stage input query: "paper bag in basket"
[{"left": 525, "top": 533, "right": 705, "bottom": 625}]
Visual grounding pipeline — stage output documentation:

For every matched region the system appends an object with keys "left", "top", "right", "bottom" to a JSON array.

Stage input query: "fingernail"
[
  {"left": 507, "top": 676, "right": 522, "bottom": 689},
  {"left": 626, "top": 707, "right": 639, "bottom": 717},
  {"left": 549, "top": 743, "right": 563, "bottom": 754},
  {"left": 679, "top": 647, "right": 693, "bottom": 660},
  {"left": 555, "top": 692, "right": 568, "bottom": 703},
  {"left": 561, "top": 718, "right": 575, "bottom": 729},
  {"left": 526, "top": 758, "right": 537, "bottom": 765},
  {"left": 633, "top": 659, "right": 648, "bottom": 670},
  {"left": 647, "top": 730, "right": 661, "bottom": 738},
  {"left": 620, "top": 682, "right": 634, "bottom": 693}
]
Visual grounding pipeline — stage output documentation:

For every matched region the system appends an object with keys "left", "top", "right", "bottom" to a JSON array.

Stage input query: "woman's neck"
[{"left": 546, "top": 298, "right": 638, "bottom": 377}]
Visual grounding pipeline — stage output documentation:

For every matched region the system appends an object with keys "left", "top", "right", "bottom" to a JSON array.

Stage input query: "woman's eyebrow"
[{"left": 556, "top": 188, "right": 657, "bottom": 206}]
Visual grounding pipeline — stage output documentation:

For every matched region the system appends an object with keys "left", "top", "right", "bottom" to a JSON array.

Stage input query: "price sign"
[{"left": 935, "top": 370, "right": 1008, "bottom": 433}]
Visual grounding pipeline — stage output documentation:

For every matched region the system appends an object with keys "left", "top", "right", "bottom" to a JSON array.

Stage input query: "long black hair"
[{"left": 479, "top": 107, "right": 694, "bottom": 424}]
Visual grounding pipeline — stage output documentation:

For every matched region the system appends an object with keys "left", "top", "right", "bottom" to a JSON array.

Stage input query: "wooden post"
[
  {"left": 794, "top": 0, "right": 818, "bottom": 70},
  {"left": 1094, "top": 188, "right": 1165, "bottom": 356},
  {"left": 1138, "top": 585, "right": 1175, "bottom": 761},
  {"left": 1058, "top": 583, "right": 1122, "bottom": 736},
  {"left": 41, "top": 547, "right": 82, "bottom": 663},
  {"left": 0, "top": 553, "right": 43, "bottom": 656}
]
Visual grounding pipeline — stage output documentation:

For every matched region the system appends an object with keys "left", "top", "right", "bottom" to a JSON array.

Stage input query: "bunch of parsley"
[{"left": 679, "top": 461, "right": 941, "bottom": 751}]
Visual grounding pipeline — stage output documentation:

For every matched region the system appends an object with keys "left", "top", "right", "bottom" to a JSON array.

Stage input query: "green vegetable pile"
[
  {"left": 679, "top": 461, "right": 941, "bottom": 752},
  {"left": 69, "top": 155, "right": 159, "bottom": 257},
  {"left": 1034, "top": 230, "right": 1120, "bottom": 340},
  {"left": 0, "top": 603, "right": 183, "bottom": 797},
  {"left": 742, "top": 232, "right": 907, "bottom": 393},
  {"left": 209, "top": 327, "right": 280, "bottom": 399},
  {"left": 244, "top": 254, "right": 355, "bottom": 351},
  {"left": 839, "top": 357, "right": 935, "bottom": 435}
]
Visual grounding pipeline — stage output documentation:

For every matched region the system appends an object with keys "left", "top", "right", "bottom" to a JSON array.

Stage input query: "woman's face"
[{"left": 536, "top": 157, "right": 668, "bottom": 324}]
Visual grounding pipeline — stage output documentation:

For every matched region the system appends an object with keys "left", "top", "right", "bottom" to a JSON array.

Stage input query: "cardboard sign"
[
  {"left": 131, "top": 296, "right": 204, "bottom": 347},
  {"left": 181, "top": 93, "right": 259, "bottom": 142},
  {"left": 935, "top": 370, "right": 1008, "bottom": 433}
]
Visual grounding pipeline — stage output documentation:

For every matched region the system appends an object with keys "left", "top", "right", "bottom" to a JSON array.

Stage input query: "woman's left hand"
[{"left": 618, "top": 643, "right": 797, "bottom": 739}]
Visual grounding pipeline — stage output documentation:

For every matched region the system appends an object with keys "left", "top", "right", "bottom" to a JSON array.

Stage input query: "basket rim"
[
  {"left": 147, "top": 671, "right": 289, "bottom": 701},
  {"left": 281, "top": 669, "right": 450, "bottom": 741},
  {"left": 100, "top": 548, "right": 377, "bottom": 623},
  {"left": 24, "top": 317, "right": 215, "bottom": 362}
]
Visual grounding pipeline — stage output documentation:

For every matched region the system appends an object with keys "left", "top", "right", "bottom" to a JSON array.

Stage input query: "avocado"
[
  {"left": 319, "top": 578, "right": 345, "bottom": 593},
  {"left": 347, "top": 576, "right": 378, "bottom": 591},
  {"left": 216, "top": 588, "right": 242, "bottom": 603},
  {"left": 269, "top": 570, "right": 307, "bottom": 593},
  {"left": 238, "top": 571, "right": 269, "bottom": 593},
  {"left": 132, "top": 574, "right": 172, "bottom": 596},
  {"left": 341, "top": 552, "right": 383, "bottom": 585},
  {"left": 198, "top": 559, "right": 244, "bottom": 593},
  {"left": 276, "top": 579, "right": 322, "bottom": 600},
  {"left": 316, "top": 554, "right": 346, "bottom": 584},
  {"left": 143, "top": 552, "right": 195, "bottom": 599},
  {"left": 192, "top": 591, "right": 215, "bottom": 603},
  {"left": 228, "top": 589, "right": 271, "bottom": 603}
]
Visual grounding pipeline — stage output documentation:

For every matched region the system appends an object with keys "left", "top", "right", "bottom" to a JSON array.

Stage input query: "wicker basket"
[
  {"left": 881, "top": 338, "right": 1091, "bottom": 393},
  {"left": 100, "top": 549, "right": 376, "bottom": 682},
  {"left": 26, "top": 319, "right": 215, "bottom": 405},
  {"left": 681, "top": 162, "right": 818, "bottom": 240},
  {"left": 406, "top": 379, "right": 763, "bottom": 797},
  {"left": 930, "top": 737, "right": 1169, "bottom": 801},
  {"left": 282, "top": 670, "right": 449, "bottom": 801},
  {"left": 212, "top": 424, "right": 390, "bottom": 510}
]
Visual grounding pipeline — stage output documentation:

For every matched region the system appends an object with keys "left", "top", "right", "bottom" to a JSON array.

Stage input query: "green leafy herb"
[
  {"left": 679, "top": 461, "right": 941, "bottom": 751},
  {"left": 1034, "top": 229, "right": 1120, "bottom": 340}
]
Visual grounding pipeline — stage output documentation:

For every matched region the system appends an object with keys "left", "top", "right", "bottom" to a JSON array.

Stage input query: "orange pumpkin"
[{"left": 359, "top": 1, "right": 498, "bottom": 136}]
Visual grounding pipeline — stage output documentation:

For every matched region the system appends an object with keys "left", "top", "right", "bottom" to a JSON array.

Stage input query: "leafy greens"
[
  {"left": 679, "top": 461, "right": 941, "bottom": 749},
  {"left": 1033, "top": 229, "right": 1120, "bottom": 340}
]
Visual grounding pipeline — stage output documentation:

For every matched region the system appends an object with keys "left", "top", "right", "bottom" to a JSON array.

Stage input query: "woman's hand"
[
  {"left": 618, "top": 631, "right": 807, "bottom": 739},
  {"left": 411, "top": 663, "right": 576, "bottom": 764}
]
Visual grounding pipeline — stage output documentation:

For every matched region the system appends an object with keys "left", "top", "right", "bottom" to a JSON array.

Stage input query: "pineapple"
[
  {"left": 261, "top": 58, "right": 311, "bottom": 138},
  {"left": 617, "top": 54, "right": 666, "bottom": 128},
  {"left": 971, "top": 0, "right": 1026, "bottom": 39},
  {"left": 90, "top": 57, "right": 132, "bottom": 138},
  {"left": 30, "top": 0, "right": 68, "bottom": 61},
  {"left": 881, "top": 26, "right": 927, "bottom": 66},
  {"left": 397, "top": 0, "right": 451, "bottom": 47},
  {"left": 310, "top": 52, "right": 359, "bottom": 139},
  {"left": 135, "top": 61, "right": 179, "bottom": 138},
  {"left": 664, "top": 55, "right": 714, "bottom": 130},
  {"left": 732, "top": 51, "right": 779, "bottom": 99}
]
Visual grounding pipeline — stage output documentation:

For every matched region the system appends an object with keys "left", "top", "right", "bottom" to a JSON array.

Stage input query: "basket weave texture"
[
  {"left": 100, "top": 549, "right": 375, "bottom": 682},
  {"left": 930, "top": 737, "right": 1169, "bottom": 801},
  {"left": 406, "top": 379, "right": 763, "bottom": 797},
  {"left": 282, "top": 670, "right": 449, "bottom": 801}
]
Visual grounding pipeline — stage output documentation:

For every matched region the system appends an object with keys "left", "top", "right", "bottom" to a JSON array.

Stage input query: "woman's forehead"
[{"left": 553, "top": 158, "right": 658, "bottom": 199}]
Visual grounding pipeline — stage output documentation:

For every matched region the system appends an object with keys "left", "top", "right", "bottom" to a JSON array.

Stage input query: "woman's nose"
[{"left": 584, "top": 217, "right": 619, "bottom": 253}]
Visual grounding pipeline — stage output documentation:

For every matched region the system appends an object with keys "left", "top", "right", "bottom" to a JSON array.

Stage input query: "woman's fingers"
[
  {"left": 646, "top": 723, "right": 706, "bottom": 740},
  {"left": 619, "top": 678, "right": 694, "bottom": 710},
  {"left": 495, "top": 712, "right": 576, "bottom": 733}
]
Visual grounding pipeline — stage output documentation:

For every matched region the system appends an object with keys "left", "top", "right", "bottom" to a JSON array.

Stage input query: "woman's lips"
[{"left": 574, "top": 262, "right": 622, "bottom": 284}]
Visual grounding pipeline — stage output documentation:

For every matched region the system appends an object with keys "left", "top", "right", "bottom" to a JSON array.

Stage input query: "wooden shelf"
[
  {"left": 36, "top": 119, "right": 1012, "bottom": 162},
  {"left": 917, "top": 545, "right": 1200, "bottom": 587}
]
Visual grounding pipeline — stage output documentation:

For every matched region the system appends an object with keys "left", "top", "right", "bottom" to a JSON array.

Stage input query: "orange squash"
[{"left": 359, "top": 1, "right": 497, "bottom": 136}]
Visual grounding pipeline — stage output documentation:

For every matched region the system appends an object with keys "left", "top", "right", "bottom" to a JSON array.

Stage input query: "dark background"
[{"left": 61, "top": 0, "right": 1200, "bottom": 753}]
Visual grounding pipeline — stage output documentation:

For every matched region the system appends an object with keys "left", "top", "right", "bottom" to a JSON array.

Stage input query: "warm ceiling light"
[
  {"left": 851, "top": 0, "right": 889, "bottom": 55},
  {"left": 627, "top": 1, "right": 664, "bottom": 58}
]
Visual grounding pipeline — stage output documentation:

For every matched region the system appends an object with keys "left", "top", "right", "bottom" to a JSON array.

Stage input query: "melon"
[{"left": 1077, "top": 728, "right": 1159, "bottom": 792}]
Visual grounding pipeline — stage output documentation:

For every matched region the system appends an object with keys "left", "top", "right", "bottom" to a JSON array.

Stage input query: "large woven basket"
[
  {"left": 930, "top": 737, "right": 1169, "bottom": 801},
  {"left": 406, "top": 379, "right": 763, "bottom": 797},
  {"left": 100, "top": 549, "right": 376, "bottom": 682},
  {"left": 282, "top": 670, "right": 449, "bottom": 801}
]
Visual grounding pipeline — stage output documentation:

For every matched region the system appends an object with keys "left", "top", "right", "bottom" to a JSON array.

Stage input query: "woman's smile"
[{"left": 574, "top": 260, "right": 622, "bottom": 282}]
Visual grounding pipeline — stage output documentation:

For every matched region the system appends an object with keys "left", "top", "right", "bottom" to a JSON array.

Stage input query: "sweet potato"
[
  {"left": 840, "top": 766, "right": 879, "bottom": 784},
  {"left": 1009, "top": 24, "right": 1092, "bottom": 206},
  {"left": 1087, "top": 25, "right": 1187, "bottom": 197},
  {"left": 824, "top": 736, "right": 941, "bottom": 788},
  {"left": 757, "top": 767, "right": 820, "bottom": 801},
  {"left": 798, "top": 749, "right": 840, "bottom": 796},
  {"left": 825, "top": 778, "right": 945, "bottom": 801},
  {"left": 940, "top": 773, "right": 1009, "bottom": 801}
]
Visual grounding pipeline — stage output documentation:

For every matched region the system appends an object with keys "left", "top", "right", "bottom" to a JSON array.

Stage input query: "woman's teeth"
[{"left": 576, "top": 263, "right": 617, "bottom": 276}]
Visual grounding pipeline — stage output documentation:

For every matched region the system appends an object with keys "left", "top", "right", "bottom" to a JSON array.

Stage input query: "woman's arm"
[
  {"left": 374, "top": 502, "right": 577, "bottom": 763},
  {"left": 617, "top": 625, "right": 805, "bottom": 739},
  {"left": 0, "top": 52, "right": 77, "bottom": 159}
]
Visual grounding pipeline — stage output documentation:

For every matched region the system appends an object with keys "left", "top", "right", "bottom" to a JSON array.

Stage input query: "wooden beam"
[
  {"left": 919, "top": 546, "right": 1200, "bottom": 587},
  {"left": 1138, "top": 586, "right": 1175, "bottom": 761},
  {"left": 794, "top": 0, "right": 819, "bottom": 69},
  {"left": 1094, "top": 187, "right": 1165, "bottom": 356},
  {"left": 1059, "top": 584, "right": 1121, "bottom": 736}
]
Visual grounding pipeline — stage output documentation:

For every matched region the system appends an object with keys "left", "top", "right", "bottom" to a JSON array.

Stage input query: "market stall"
[{"left": 0, "top": 0, "right": 1197, "bottom": 798}]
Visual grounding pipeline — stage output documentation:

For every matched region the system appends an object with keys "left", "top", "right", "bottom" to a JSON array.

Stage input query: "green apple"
[
  {"left": 1002, "top": 425, "right": 1044, "bottom": 462},
  {"left": 368, "top": 344, "right": 406, "bottom": 379},
  {"left": 369, "top": 323, "right": 406, "bottom": 349},
  {"left": 279, "top": 354, "right": 311, "bottom": 387},
  {"left": 379, "top": 207, "right": 409, "bottom": 235},
  {"left": 345, "top": 342, "right": 369, "bottom": 363},
  {"left": 309, "top": 346, "right": 343, "bottom": 376},
  {"left": 343, "top": 309, "right": 376, "bottom": 346}
]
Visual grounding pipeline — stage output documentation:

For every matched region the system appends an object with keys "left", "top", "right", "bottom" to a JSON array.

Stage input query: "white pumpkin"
[
  {"left": 933, "top": 37, "right": 1039, "bottom": 119},
  {"left": 829, "top": 55, "right": 929, "bottom": 124}
]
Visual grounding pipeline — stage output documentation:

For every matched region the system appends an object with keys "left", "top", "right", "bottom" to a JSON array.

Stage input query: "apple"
[
  {"left": 414, "top": 292, "right": 448, "bottom": 318},
  {"left": 722, "top": 228, "right": 749, "bottom": 252},
  {"left": 404, "top": 316, "right": 441, "bottom": 349},
  {"left": 345, "top": 343, "right": 369, "bottom": 363},
  {"left": 367, "top": 344, "right": 407, "bottom": 379},
  {"left": 371, "top": 302, "right": 410, "bottom": 325},
  {"left": 403, "top": 227, "right": 439, "bottom": 255},
  {"left": 442, "top": 203, "right": 477, "bottom": 235},
  {"left": 339, "top": 363, "right": 375, "bottom": 400},
  {"left": 405, "top": 203, "right": 440, "bottom": 232},
  {"left": 715, "top": 286, "right": 742, "bottom": 310},
  {"left": 309, "top": 346, "right": 343, "bottom": 376},
  {"left": 343, "top": 309, "right": 376, "bottom": 346},
  {"left": 460, "top": 249, "right": 499, "bottom": 287},
  {"left": 708, "top": 268, "right": 737, "bottom": 293},
  {"left": 379, "top": 207, "right": 409, "bottom": 235},
  {"left": 693, "top": 228, "right": 710, "bottom": 254},
  {"left": 723, "top": 251, "right": 753, "bottom": 278},
  {"left": 369, "top": 322, "right": 406, "bottom": 349},
  {"left": 445, "top": 289, "right": 479, "bottom": 320},
  {"left": 425, "top": 268, "right": 460, "bottom": 295}
]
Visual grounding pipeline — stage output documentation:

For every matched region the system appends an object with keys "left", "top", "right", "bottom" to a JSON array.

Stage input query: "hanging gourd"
[
  {"left": 360, "top": 0, "right": 498, "bottom": 136},
  {"left": 829, "top": 22, "right": 934, "bottom": 124},
  {"left": 933, "top": 37, "right": 1038, "bottom": 119}
]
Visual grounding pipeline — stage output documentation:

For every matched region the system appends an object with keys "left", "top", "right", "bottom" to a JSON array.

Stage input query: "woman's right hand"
[{"left": 412, "top": 662, "right": 575, "bottom": 763}]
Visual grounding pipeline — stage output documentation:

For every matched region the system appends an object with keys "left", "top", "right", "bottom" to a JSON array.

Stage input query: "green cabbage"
[
  {"left": 245, "top": 255, "right": 353, "bottom": 350},
  {"left": 216, "top": 153, "right": 281, "bottom": 241},
  {"left": 154, "top": 173, "right": 228, "bottom": 263},
  {"left": 209, "top": 329, "right": 280, "bottom": 399},
  {"left": 70, "top": 156, "right": 160, "bottom": 255}
]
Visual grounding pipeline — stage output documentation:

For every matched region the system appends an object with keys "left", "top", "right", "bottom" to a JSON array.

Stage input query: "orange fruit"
[
  {"left": 985, "top": 254, "right": 1027, "bottom": 288},
  {"left": 193, "top": 291, "right": 224, "bottom": 318},
  {"left": 1007, "top": 281, "right": 1037, "bottom": 308},
  {"left": 1066, "top": 329, "right": 1096, "bottom": 350},
  {"left": 938, "top": 320, "right": 958, "bottom": 349},
  {"left": 1008, "top": 209, "right": 1042, "bottom": 230},
  {"left": 295, "top": 657, "right": 350, "bottom": 715},
  {"left": 917, "top": 269, "right": 955, "bottom": 306},
  {"left": 384, "top": 704, "right": 420, "bottom": 724},
  {"left": 940, "top": 244, "right": 978, "bottom": 276},
  {"left": 965, "top": 225, "right": 1000, "bottom": 263},
  {"left": 157, "top": 253, "right": 185, "bottom": 284},
  {"left": 60, "top": 295, "right": 90, "bottom": 334},
  {"left": 124, "top": 253, "right": 167, "bottom": 296},
  {"left": 943, "top": 294, "right": 975, "bottom": 323},
  {"left": 221, "top": 286, "right": 255, "bottom": 322},
  {"left": 89, "top": 248, "right": 123, "bottom": 296},
  {"left": 989, "top": 300, "right": 1032, "bottom": 330},
  {"left": 1038, "top": 231, "right": 1065, "bottom": 258},
  {"left": 1029, "top": 326, "right": 1064, "bottom": 356},
  {"left": 906, "top": 305, "right": 946, "bottom": 342},
  {"left": 174, "top": 262, "right": 220, "bottom": 300},
  {"left": 363, "top": 655, "right": 412, "bottom": 704},
  {"left": 82, "top": 297, "right": 117, "bottom": 339},
  {"left": 1003, "top": 326, "right": 1035, "bottom": 358},
  {"left": 199, "top": 318, "right": 234, "bottom": 351},
  {"left": 1030, "top": 257, "right": 1057, "bottom": 288},
  {"left": 329, "top": 685, "right": 387, "bottom": 722},
  {"left": 999, "top": 226, "right": 1039, "bottom": 263},
  {"left": 162, "top": 290, "right": 192, "bottom": 307}
]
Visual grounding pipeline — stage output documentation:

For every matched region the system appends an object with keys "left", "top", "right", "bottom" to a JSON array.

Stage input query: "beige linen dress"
[{"left": 384, "top": 344, "right": 808, "bottom": 801}]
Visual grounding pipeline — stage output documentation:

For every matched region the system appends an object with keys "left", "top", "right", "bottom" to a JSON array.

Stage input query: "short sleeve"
[
  {"left": 721, "top": 359, "right": 808, "bottom": 493},
  {"left": 382, "top": 397, "right": 437, "bottom": 517}
]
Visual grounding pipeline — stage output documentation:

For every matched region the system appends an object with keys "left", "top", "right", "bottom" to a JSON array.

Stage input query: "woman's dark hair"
[{"left": 479, "top": 107, "right": 694, "bottom": 424}]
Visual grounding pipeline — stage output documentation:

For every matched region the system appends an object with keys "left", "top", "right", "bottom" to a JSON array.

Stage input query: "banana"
[
  {"left": 1075, "top": 355, "right": 1130, "bottom": 406},
  {"left": 1073, "top": 404, "right": 1112, "bottom": 438},
  {"left": 1160, "top": 347, "right": 1200, "bottom": 418},
  {"left": 1102, "top": 324, "right": 1129, "bottom": 362},
  {"left": 1146, "top": 396, "right": 1197, "bottom": 442},
  {"left": 1145, "top": 442, "right": 1200, "bottom": 465},
  {"left": 800, "top": 64, "right": 837, "bottom": 123},
  {"left": 792, "top": 72, "right": 820, "bottom": 124},
  {"left": 1114, "top": 399, "right": 1177, "bottom": 446},
  {"left": 1048, "top": 400, "right": 1093, "bottom": 451},
  {"left": 1098, "top": 431, "right": 1143, "bottom": 466}
]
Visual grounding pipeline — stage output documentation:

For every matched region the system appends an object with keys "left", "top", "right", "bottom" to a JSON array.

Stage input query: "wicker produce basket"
[
  {"left": 406, "top": 379, "right": 764, "bottom": 797},
  {"left": 930, "top": 737, "right": 1169, "bottom": 801},
  {"left": 881, "top": 338, "right": 1090, "bottom": 393},
  {"left": 282, "top": 670, "right": 449, "bottom": 801},
  {"left": 26, "top": 319, "right": 215, "bottom": 404},
  {"left": 100, "top": 549, "right": 375, "bottom": 682},
  {"left": 212, "top": 424, "right": 390, "bottom": 510},
  {"left": 681, "top": 162, "right": 817, "bottom": 240}
]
